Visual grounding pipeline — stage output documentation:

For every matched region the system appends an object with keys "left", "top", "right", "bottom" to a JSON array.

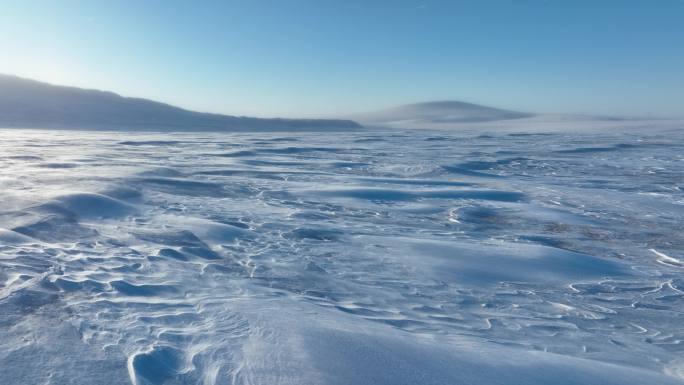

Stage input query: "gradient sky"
[{"left": 1, "top": 0, "right": 683, "bottom": 118}]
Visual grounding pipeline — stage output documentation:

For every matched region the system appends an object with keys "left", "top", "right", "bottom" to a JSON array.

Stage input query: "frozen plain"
[{"left": 0, "top": 122, "right": 683, "bottom": 385}]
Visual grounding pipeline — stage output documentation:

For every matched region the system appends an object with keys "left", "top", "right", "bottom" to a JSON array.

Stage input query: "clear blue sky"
[{"left": 1, "top": 0, "right": 683, "bottom": 118}]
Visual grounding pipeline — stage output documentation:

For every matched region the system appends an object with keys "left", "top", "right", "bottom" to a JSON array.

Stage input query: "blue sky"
[{"left": 1, "top": 0, "right": 683, "bottom": 118}]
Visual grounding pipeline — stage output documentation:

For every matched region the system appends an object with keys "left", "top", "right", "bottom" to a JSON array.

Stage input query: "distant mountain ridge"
[
  {"left": 0, "top": 74, "right": 361, "bottom": 131},
  {"left": 353, "top": 101, "right": 534, "bottom": 129}
]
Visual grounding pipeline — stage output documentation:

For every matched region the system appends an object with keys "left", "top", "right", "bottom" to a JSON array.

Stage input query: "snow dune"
[{"left": 1, "top": 126, "right": 683, "bottom": 384}]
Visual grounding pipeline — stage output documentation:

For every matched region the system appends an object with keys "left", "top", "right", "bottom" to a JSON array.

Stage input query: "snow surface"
[{"left": 1, "top": 123, "right": 684, "bottom": 384}]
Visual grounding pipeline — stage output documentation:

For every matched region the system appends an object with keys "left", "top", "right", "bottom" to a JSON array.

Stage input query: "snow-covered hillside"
[
  {"left": 352, "top": 101, "right": 533, "bottom": 128},
  {"left": 0, "top": 74, "right": 361, "bottom": 131}
]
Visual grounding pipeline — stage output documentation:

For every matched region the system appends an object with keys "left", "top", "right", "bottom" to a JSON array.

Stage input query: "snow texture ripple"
[{"left": 1, "top": 125, "right": 683, "bottom": 384}]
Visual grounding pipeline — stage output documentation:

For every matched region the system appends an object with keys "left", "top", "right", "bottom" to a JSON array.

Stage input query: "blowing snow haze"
[{"left": 352, "top": 101, "right": 535, "bottom": 129}]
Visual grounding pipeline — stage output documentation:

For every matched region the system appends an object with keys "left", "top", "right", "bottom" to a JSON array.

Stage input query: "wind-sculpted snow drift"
[{"left": 1, "top": 124, "right": 683, "bottom": 384}]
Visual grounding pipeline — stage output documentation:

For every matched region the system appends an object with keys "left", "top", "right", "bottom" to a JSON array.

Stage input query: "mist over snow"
[
  {"left": 352, "top": 101, "right": 534, "bottom": 128},
  {"left": 349, "top": 100, "right": 677, "bottom": 131}
]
